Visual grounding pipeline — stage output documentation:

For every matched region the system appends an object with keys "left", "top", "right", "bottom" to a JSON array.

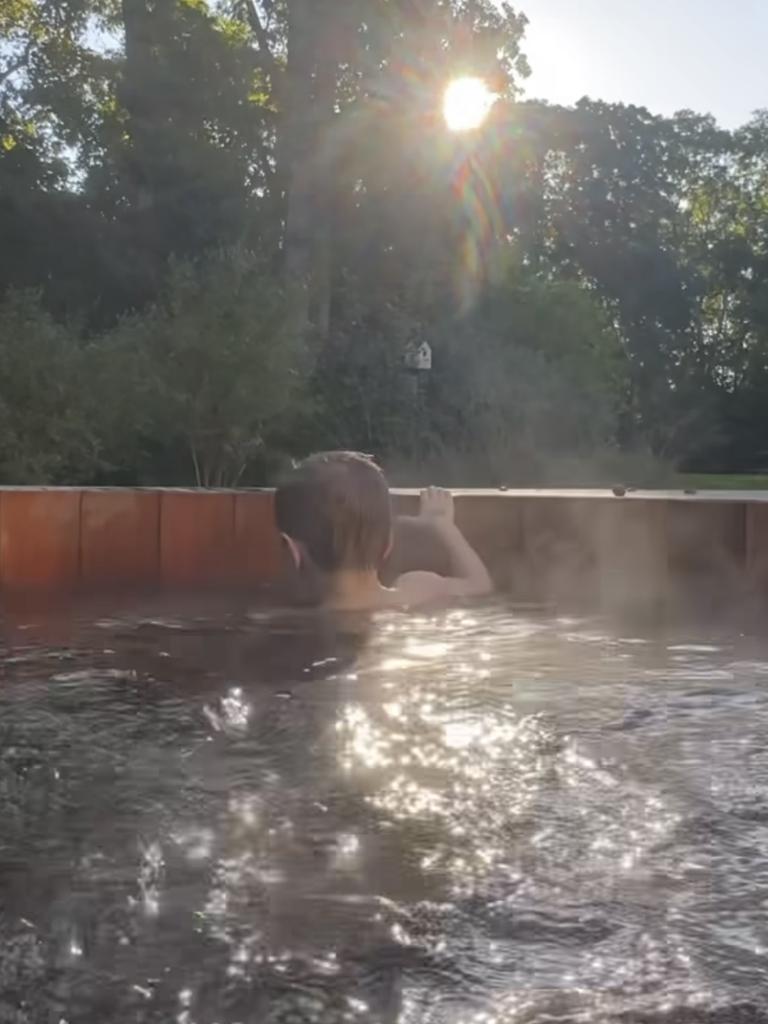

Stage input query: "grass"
[{"left": 673, "top": 473, "right": 768, "bottom": 491}]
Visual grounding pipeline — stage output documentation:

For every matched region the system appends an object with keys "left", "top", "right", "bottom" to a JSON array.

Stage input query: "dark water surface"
[{"left": 2, "top": 595, "right": 768, "bottom": 1023}]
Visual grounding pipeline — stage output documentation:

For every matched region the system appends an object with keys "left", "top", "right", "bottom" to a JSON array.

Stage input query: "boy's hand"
[{"left": 419, "top": 486, "right": 455, "bottom": 523}]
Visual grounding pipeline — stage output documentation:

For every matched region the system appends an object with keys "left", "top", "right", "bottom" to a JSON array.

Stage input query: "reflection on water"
[{"left": 2, "top": 596, "right": 768, "bottom": 1022}]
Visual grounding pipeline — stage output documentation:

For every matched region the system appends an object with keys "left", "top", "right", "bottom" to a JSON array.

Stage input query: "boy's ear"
[{"left": 280, "top": 533, "right": 303, "bottom": 570}]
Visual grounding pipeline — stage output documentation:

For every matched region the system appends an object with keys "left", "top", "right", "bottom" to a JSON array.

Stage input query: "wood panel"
[{"left": 0, "top": 490, "right": 80, "bottom": 590}]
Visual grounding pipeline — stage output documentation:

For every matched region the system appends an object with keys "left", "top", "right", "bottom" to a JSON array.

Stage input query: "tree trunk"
[
  {"left": 120, "top": 0, "right": 174, "bottom": 210},
  {"left": 280, "top": 0, "right": 336, "bottom": 338},
  {"left": 120, "top": 0, "right": 153, "bottom": 205},
  {"left": 281, "top": 0, "right": 315, "bottom": 307}
]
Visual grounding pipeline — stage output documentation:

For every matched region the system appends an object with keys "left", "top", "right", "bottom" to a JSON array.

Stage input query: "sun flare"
[{"left": 443, "top": 77, "right": 496, "bottom": 132}]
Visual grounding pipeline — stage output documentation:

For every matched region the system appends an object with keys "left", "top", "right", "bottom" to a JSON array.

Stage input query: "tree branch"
[{"left": 243, "top": 0, "right": 281, "bottom": 84}]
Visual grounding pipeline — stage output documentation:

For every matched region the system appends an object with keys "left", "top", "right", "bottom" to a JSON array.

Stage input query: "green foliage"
[
  {"left": 0, "top": 290, "right": 100, "bottom": 482},
  {"left": 108, "top": 248, "right": 305, "bottom": 486},
  {"left": 2, "top": 0, "right": 768, "bottom": 484},
  {"left": 306, "top": 282, "right": 430, "bottom": 456},
  {"left": 429, "top": 275, "right": 626, "bottom": 478}
]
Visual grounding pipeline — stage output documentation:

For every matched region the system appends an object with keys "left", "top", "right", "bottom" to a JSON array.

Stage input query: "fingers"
[{"left": 419, "top": 486, "right": 454, "bottom": 519}]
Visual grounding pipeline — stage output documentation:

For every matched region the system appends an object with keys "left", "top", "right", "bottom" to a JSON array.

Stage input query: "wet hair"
[{"left": 274, "top": 451, "right": 392, "bottom": 572}]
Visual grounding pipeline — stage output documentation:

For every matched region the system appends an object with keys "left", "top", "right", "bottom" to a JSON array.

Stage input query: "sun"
[{"left": 443, "top": 77, "right": 496, "bottom": 132}]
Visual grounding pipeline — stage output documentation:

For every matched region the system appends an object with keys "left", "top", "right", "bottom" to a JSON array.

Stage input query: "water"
[{"left": 2, "top": 595, "right": 768, "bottom": 1023}]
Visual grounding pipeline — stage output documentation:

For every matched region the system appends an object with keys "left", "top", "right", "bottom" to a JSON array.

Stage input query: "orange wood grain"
[
  {"left": 160, "top": 491, "right": 236, "bottom": 585},
  {"left": 81, "top": 490, "right": 160, "bottom": 586},
  {"left": 0, "top": 490, "right": 80, "bottom": 590},
  {"left": 234, "top": 491, "right": 282, "bottom": 583}
]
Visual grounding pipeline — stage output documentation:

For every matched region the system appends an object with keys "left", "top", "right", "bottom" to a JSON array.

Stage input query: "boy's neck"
[{"left": 325, "top": 568, "right": 386, "bottom": 610}]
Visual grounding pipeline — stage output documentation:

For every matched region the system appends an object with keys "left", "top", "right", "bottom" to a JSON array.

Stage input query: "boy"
[{"left": 274, "top": 451, "right": 493, "bottom": 610}]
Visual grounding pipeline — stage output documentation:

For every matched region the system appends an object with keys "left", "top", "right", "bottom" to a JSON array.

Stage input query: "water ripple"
[{"left": 2, "top": 599, "right": 768, "bottom": 1021}]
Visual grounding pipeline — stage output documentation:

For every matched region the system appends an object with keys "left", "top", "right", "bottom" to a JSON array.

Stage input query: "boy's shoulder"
[{"left": 385, "top": 571, "right": 458, "bottom": 607}]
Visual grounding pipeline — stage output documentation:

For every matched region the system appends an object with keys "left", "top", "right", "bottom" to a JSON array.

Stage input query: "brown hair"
[{"left": 274, "top": 452, "right": 392, "bottom": 572}]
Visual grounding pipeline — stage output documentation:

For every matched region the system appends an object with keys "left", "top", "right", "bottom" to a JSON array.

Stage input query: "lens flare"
[{"left": 443, "top": 77, "right": 496, "bottom": 132}]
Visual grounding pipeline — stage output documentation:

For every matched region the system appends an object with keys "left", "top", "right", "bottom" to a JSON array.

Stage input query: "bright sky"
[{"left": 519, "top": 0, "right": 767, "bottom": 128}]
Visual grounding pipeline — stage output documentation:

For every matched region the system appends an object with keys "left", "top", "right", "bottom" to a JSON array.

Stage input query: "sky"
[{"left": 518, "top": 0, "right": 767, "bottom": 128}]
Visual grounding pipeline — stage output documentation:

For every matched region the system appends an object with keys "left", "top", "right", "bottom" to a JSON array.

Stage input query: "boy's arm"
[
  {"left": 395, "top": 488, "right": 493, "bottom": 602},
  {"left": 379, "top": 513, "right": 452, "bottom": 585}
]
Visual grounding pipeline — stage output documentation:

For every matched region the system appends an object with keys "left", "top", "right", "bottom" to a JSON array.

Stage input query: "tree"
[
  {"left": 0, "top": 290, "right": 101, "bottom": 482},
  {"left": 236, "top": 0, "right": 529, "bottom": 331},
  {"left": 429, "top": 270, "right": 627, "bottom": 479},
  {"left": 495, "top": 100, "right": 742, "bottom": 461},
  {"left": 4, "top": 0, "right": 768, "bottom": 485},
  {"left": 109, "top": 248, "right": 304, "bottom": 487}
]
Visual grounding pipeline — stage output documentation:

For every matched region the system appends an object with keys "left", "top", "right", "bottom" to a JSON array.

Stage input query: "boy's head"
[{"left": 275, "top": 452, "right": 392, "bottom": 574}]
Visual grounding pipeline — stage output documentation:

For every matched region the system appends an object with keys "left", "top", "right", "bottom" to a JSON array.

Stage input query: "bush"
[
  {"left": 106, "top": 248, "right": 305, "bottom": 487},
  {"left": 0, "top": 290, "right": 102, "bottom": 483},
  {"left": 419, "top": 276, "right": 628, "bottom": 483}
]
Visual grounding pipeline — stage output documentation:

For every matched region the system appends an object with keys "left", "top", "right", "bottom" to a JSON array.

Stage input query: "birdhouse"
[{"left": 404, "top": 340, "right": 432, "bottom": 372}]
